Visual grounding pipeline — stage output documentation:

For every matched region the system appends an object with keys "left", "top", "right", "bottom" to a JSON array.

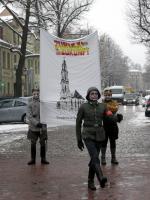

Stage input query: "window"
[
  {"left": 31, "top": 60, "right": 33, "bottom": 67},
  {"left": 111, "top": 89, "right": 123, "bottom": 94},
  {"left": 0, "top": 100, "right": 14, "bottom": 108},
  {"left": 7, "top": 82, "right": 10, "bottom": 95},
  {"left": 14, "top": 100, "right": 26, "bottom": 107},
  {"left": 3, "top": 51, "right": 6, "bottom": 69},
  {"left": 7, "top": 52, "right": 10, "bottom": 69},
  {"left": 28, "top": 60, "right": 30, "bottom": 67},
  {"left": 35, "top": 60, "right": 37, "bottom": 74},
  {"left": 14, "top": 54, "right": 17, "bottom": 63},
  {"left": 13, "top": 32, "right": 16, "bottom": 44},
  {"left": 0, "top": 26, "right": 3, "bottom": 39}
]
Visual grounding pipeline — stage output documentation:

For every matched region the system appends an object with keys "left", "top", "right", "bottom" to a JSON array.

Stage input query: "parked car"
[
  {"left": 19, "top": 96, "right": 32, "bottom": 102},
  {"left": 145, "top": 104, "right": 150, "bottom": 117},
  {"left": 122, "top": 93, "right": 139, "bottom": 105},
  {"left": 142, "top": 95, "right": 150, "bottom": 107},
  {"left": 0, "top": 98, "right": 30, "bottom": 123}
]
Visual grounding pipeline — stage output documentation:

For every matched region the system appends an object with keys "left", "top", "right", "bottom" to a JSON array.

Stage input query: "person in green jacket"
[{"left": 76, "top": 87, "right": 107, "bottom": 191}]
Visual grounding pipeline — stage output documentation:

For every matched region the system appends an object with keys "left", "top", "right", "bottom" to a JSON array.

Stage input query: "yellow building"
[{"left": 0, "top": 8, "right": 40, "bottom": 97}]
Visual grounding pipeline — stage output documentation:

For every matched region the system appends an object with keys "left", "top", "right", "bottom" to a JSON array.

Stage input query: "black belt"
[{"left": 83, "top": 124, "right": 102, "bottom": 128}]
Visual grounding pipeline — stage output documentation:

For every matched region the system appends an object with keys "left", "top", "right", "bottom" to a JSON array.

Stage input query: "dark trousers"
[
  {"left": 84, "top": 139, "right": 107, "bottom": 186},
  {"left": 101, "top": 134, "right": 116, "bottom": 149},
  {"left": 84, "top": 139, "right": 102, "bottom": 167},
  {"left": 30, "top": 131, "right": 47, "bottom": 160}
]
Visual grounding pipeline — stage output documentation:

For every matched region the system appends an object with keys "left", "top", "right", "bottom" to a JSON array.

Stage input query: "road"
[
  {"left": 0, "top": 105, "right": 149, "bottom": 156},
  {"left": 0, "top": 105, "right": 150, "bottom": 200}
]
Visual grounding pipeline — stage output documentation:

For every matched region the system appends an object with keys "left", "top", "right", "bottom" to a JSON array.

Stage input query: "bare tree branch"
[{"left": 127, "top": 0, "right": 150, "bottom": 45}]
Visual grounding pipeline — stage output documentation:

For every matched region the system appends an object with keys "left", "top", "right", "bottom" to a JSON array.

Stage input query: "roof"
[
  {"left": 0, "top": 8, "right": 13, "bottom": 22},
  {"left": 71, "top": 90, "right": 84, "bottom": 99},
  {"left": 129, "top": 69, "right": 142, "bottom": 73},
  {"left": 104, "top": 86, "right": 124, "bottom": 90}
]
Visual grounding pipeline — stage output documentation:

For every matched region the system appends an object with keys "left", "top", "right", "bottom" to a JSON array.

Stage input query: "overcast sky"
[{"left": 85, "top": 0, "right": 146, "bottom": 67}]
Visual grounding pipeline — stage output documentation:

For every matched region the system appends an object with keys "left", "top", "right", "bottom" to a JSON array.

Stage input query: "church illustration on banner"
[{"left": 56, "top": 59, "right": 84, "bottom": 110}]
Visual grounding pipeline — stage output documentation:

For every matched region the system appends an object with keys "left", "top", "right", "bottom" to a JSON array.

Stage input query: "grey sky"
[{"left": 86, "top": 0, "right": 146, "bottom": 66}]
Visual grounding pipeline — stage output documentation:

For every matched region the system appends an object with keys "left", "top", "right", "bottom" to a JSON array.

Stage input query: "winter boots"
[
  {"left": 88, "top": 167, "right": 96, "bottom": 190},
  {"left": 28, "top": 144, "right": 36, "bottom": 165},
  {"left": 94, "top": 164, "right": 107, "bottom": 188},
  {"left": 40, "top": 146, "right": 49, "bottom": 164},
  {"left": 101, "top": 147, "right": 119, "bottom": 165},
  {"left": 28, "top": 144, "right": 49, "bottom": 165},
  {"left": 111, "top": 148, "right": 119, "bottom": 165}
]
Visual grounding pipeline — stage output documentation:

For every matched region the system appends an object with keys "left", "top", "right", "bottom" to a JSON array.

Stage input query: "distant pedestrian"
[
  {"left": 76, "top": 87, "right": 107, "bottom": 190},
  {"left": 27, "top": 88, "right": 49, "bottom": 165},
  {"left": 101, "top": 89, "right": 123, "bottom": 165}
]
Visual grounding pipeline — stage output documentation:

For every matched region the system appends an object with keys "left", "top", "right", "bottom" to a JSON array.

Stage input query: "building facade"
[
  {"left": 128, "top": 69, "right": 143, "bottom": 92},
  {"left": 0, "top": 8, "right": 39, "bottom": 97}
]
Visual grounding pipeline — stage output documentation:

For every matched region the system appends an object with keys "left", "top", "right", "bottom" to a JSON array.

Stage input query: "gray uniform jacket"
[{"left": 27, "top": 98, "right": 40, "bottom": 132}]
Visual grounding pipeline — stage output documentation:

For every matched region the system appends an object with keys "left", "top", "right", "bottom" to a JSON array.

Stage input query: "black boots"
[
  {"left": 40, "top": 146, "right": 49, "bottom": 164},
  {"left": 101, "top": 148, "right": 106, "bottom": 165},
  {"left": 28, "top": 144, "right": 36, "bottom": 165},
  {"left": 28, "top": 144, "right": 49, "bottom": 165},
  {"left": 94, "top": 164, "right": 107, "bottom": 188},
  {"left": 88, "top": 167, "right": 96, "bottom": 190},
  {"left": 111, "top": 148, "right": 119, "bottom": 165},
  {"left": 88, "top": 164, "right": 107, "bottom": 190},
  {"left": 111, "top": 157, "right": 119, "bottom": 164},
  {"left": 101, "top": 147, "right": 119, "bottom": 165}
]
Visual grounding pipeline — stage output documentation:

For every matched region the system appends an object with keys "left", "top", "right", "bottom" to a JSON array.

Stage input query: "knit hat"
[
  {"left": 104, "top": 89, "right": 112, "bottom": 96},
  {"left": 86, "top": 87, "right": 101, "bottom": 100}
]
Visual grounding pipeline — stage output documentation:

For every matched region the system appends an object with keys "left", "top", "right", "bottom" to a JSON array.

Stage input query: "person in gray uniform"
[{"left": 27, "top": 88, "right": 49, "bottom": 165}]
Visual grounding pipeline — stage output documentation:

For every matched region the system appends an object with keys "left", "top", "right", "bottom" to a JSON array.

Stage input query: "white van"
[{"left": 104, "top": 85, "right": 125, "bottom": 103}]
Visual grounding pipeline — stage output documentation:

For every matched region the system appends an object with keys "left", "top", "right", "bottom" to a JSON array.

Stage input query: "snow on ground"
[
  {"left": 0, "top": 124, "right": 28, "bottom": 145},
  {"left": 123, "top": 105, "right": 150, "bottom": 127},
  {"left": 0, "top": 124, "right": 28, "bottom": 134},
  {"left": 0, "top": 105, "right": 149, "bottom": 145},
  {"left": 129, "top": 112, "right": 150, "bottom": 126},
  {"left": 0, "top": 121, "right": 75, "bottom": 145}
]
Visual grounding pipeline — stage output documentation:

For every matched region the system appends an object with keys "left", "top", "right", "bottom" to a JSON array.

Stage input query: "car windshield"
[
  {"left": 111, "top": 89, "right": 123, "bottom": 94},
  {"left": 124, "top": 94, "right": 136, "bottom": 98}
]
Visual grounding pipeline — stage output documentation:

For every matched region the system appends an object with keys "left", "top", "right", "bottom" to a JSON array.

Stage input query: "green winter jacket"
[{"left": 76, "top": 101, "right": 107, "bottom": 142}]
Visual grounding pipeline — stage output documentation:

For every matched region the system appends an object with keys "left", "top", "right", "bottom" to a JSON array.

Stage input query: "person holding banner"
[
  {"left": 27, "top": 88, "right": 49, "bottom": 165},
  {"left": 76, "top": 87, "right": 108, "bottom": 191}
]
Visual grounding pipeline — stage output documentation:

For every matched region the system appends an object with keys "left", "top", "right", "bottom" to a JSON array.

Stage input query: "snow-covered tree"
[
  {"left": 100, "top": 34, "right": 129, "bottom": 88},
  {"left": 127, "top": 0, "right": 150, "bottom": 45},
  {"left": 0, "top": 0, "right": 93, "bottom": 96}
]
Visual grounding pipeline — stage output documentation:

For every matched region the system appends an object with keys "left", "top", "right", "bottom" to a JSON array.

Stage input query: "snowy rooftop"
[
  {"left": 0, "top": 15, "right": 13, "bottom": 22},
  {"left": 0, "top": 38, "right": 11, "bottom": 45},
  {"left": 129, "top": 69, "right": 142, "bottom": 73}
]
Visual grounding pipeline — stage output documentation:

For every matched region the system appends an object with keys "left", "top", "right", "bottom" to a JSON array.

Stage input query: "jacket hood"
[{"left": 86, "top": 87, "right": 101, "bottom": 100}]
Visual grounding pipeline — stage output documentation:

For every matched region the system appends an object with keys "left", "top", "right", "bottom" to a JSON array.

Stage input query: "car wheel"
[{"left": 22, "top": 114, "right": 27, "bottom": 123}]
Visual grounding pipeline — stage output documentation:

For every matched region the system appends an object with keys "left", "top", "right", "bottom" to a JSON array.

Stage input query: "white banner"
[{"left": 40, "top": 29, "right": 101, "bottom": 127}]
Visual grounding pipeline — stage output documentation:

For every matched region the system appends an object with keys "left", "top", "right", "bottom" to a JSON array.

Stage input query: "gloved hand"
[
  {"left": 117, "top": 113, "right": 123, "bottom": 123},
  {"left": 37, "top": 123, "right": 43, "bottom": 128},
  {"left": 77, "top": 140, "right": 84, "bottom": 151}
]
